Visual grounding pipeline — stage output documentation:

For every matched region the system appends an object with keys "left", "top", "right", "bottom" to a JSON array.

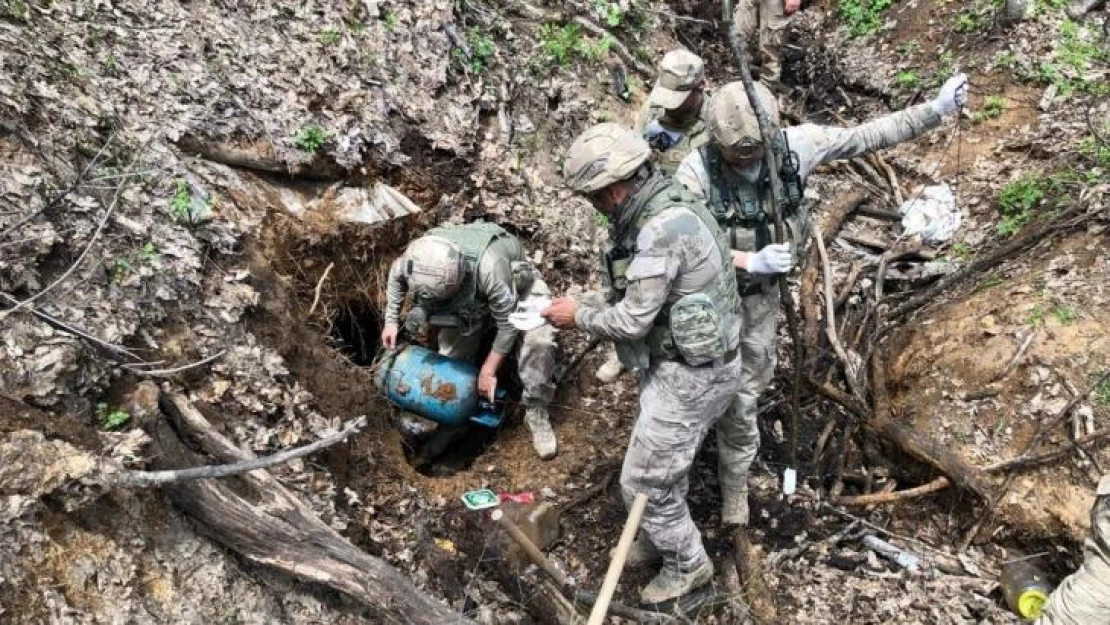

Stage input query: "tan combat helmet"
[
  {"left": 649, "top": 49, "right": 705, "bottom": 110},
  {"left": 564, "top": 123, "right": 651, "bottom": 194},
  {"left": 402, "top": 235, "right": 466, "bottom": 300},
  {"left": 707, "top": 81, "right": 780, "bottom": 149}
]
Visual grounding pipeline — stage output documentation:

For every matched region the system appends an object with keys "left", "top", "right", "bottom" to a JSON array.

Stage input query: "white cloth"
[
  {"left": 899, "top": 183, "right": 961, "bottom": 245},
  {"left": 509, "top": 296, "right": 551, "bottom": 332}
]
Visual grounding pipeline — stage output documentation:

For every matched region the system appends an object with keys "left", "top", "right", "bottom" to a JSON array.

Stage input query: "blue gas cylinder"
[{"left": 375, "top": 345, "right": 488, "bottom": 427}]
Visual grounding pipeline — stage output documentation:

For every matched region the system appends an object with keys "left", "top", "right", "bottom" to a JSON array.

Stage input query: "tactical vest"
[
  {"left": 700, "top": 131, "right": 807, "bottom": 294},
  {"left": 644, "top": 106, "right": 710, "bottom": 176},
  {"left": 603, "top": 181, "right": 741, "bottom": 366},
  {"left": 421, "top": 221, "right": 513, "bottom": 334}
]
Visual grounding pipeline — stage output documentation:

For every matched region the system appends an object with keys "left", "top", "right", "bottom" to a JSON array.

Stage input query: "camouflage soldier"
[
  {"left": 595, "top": 49, "right": 711, "bottom": 385},
  {"left": 542, "top": 123, "right": 744, "bottom": 604},
  {"left": 381, "top": 223, "right": 559, "bottom": 459},
  {"left": 1037, "top": 474, "right": 1110, "bottom": 624},
  {"left": 675, "top": 73, "right": 969, "bottom": 527},
  {"left": 730, "top": 0, "right": 800, "bottom": 87}
]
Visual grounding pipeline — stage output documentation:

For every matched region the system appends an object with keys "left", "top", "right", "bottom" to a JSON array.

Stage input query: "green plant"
[
  {"left": 140, "top": 241, "right": 158, "bottom": 263},
  {"left": 634, "top": 45, "right": 652, "bottom": 64},
  {"left": 1034, "top": 20, "right": 1110, "bottom": 95},
  {"left": 98, "top": 403, "right": 131, "bottom": 431},
  {"left": 995, "top": 51, "right": 1018, "bottom": 70},
  {"left": 111, "top": 257, "right": 133, "bottom": 282},
  {"left": 1078, "top": 136, "right": 1110, "bottom": 168},
  {"left": 592, "top": 0, "right": 623, "bottom": 27},
  {"left": 1028, "top": 303, "right": 1047, "bottom": 325},
  {"left": 894, "top": 70, "right": 919, "bottom": 89},
  {"left": 577, "top": 35, "right": 614, "bottom": 63},
  {"left": 997, "top": 174, "right": 1045, "bottom": 236},
  {"left": 973, "top": 95, "right": 1005, "bottom": 122},
  {"left": 350, "top": 21, "right": 367, "bottom": 37},
  {"left": 897, "top": 39, "right": 920, "bottom": 57},
  {"left": 171, "top": 179, "right": 192, "bottom": 222},
  {"left": 1095, "top": 375, "right": 1110, "bottom": 406},
  {"left": 318, "top": 27, "right": 341, "bottom": 45},
  {"left": 456, "top": 28, "right": 496, "bottom": 74},
  {"left": 950, "top": 242, "right": 973, "bottom": 260},
  {"left": 6, "top": 0, "right": 28, "bottom": 20},
  {"left": 537, "top": 23, "right": 612, "bottom": 67},
  {"left": 838, "top": 0, "right": 893, "bottom": 38},
  {"left": 383, "top": 10, "right": 399, "bottom": 32},
  {"left": 1051, "top": 304, "right": 1078, "bottom": 325},
  {"left": 594, "top": 212, "right": 609, "bottom": 228},
  {"left": 293, "top": 124, "right": 328, "bottom": 153},
  {"left": 976, "top": 275, "right": 1005, "bottom": 291}
]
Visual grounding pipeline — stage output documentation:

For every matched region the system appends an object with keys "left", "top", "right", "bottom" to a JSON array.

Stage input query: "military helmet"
[
  {"left": 563, "top": 123, "right": 651, "bottom": 194},
  {"left": 649, "top": 49, "right": 705, "bottom": 110},
  {"left": 707, "top": 81, "right": 780, "bottom": 149},
  {"left": 402, "top": 235, "right": 465, "bottom": 300}
]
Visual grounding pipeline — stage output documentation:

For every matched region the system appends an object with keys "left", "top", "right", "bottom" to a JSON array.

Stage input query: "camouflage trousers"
[
  {"left": 1037, "top": 475, "right": 1110, "bottom": 624},
  {"left": 621, "top": 356, "right": 744, "bottom": 570},
  {"left": 439, "top": 277, "right": 557, "bottom": 409},
  {"left": 716, "top": 281, "right": 779, "bottom": 525},
  {"left": 733, "top": 0, "right": 789, "bottom": 83}
]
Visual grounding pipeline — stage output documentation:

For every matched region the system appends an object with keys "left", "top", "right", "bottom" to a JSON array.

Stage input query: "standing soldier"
[
  {"left": 595, "top": 48, "right": 712, "bottom": 385},
  {"left": 1037, "top": 474, "right": 1110, "bottom": 624},
  {"left": 542, "top": 123, "right": 744, "bottom": 604},
  {"left": 730, "top": 0, "right": 801, "bottom": 88},
  {"left": 675, "top": 73, "right": 968, "bottom": 529},
  {"left": 380, "top": 222, "right": 559, "bottom": 459}
]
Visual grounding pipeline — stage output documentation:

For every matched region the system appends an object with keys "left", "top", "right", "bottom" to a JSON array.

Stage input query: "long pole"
[
  {"left": 586, "top": 493, "right": 649, "bottom": 625},
  {"left": 726, "top": 25, "right": 805, "bottom": 477}
]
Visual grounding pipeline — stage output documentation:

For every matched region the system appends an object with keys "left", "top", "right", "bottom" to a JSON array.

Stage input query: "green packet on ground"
[{"left": 461, "top": 489, "right": 500, "bottom": 511}]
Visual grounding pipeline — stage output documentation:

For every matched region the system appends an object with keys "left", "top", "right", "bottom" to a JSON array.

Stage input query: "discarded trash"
[
  {"left": 499, "top": 491, "right": 535, "bottom": 504},
  {"left": 434, "top": 538, "right": 458, "bottom": 555},
  {"left": 461, "top": 489, "right": 500, "bottom": 511},
  {"left": 782, "top": 467, "right": 797, "bottom": 495},
  {"left": 509, "top": 296, "right": 552, "bottom": 332},
  {"left": 862, "top": 535, "right": 920, "bottom": 571},
  {"left": 899, "top": 183, "right": 961, "bottom": 245},
  {"left": 1001, "top": 560, "right": 1053, "bottom": 620}
]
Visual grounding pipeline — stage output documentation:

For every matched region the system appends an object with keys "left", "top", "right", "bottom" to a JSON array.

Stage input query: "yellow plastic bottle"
[{"left": 1001, "top": 560, "right": 1054, "bottom": 621}]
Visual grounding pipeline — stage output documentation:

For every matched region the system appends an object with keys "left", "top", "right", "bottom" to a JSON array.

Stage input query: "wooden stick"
[
  {"left": 816, "top": 232, "right": 866, "bottom": 401},
  {"left": 837, "top": 476, "right": 951, "bottom": 506},
  {"left": 492, "top": 508, "right": 572, "bottom": 588},
  {"left": 869, "top": 153, "right": 904, "bottom": 206},
  {"left": 118, "top": 415, "right": 367, "bottom": 487},
  {"left": 122, "top": 350, "right": 227, "bottom": 378},
  {"left": 308, "top": 262, "right": 335, "bottom": 317},
  {"left": 587, "top": 492, "right": 649, "bottom": 625},
  {"left": 989, "top": 329, "right": 1036, "bottom": 384},
  {"left": 981, "top": 428, "right": 1110, "bottom": 472},
  {"left": 855, "top": 205, "right": 903, "bottom": 221},
  {"left": 840, "top": 232, "right": 890, "bottom": 252}
]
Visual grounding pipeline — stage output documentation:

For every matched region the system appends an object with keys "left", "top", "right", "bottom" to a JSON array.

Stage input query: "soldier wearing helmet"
[
  {"left": 595, "top": 49, "right": 712, "bottom": 388},
  {"left": 542, "top": 123, "right": 744, "bottom": 604},
  {"left": 675, "top": 73, "right": 969, "bottom": 530},
  {"left": 381, "top": 222, "right": 559, "bottom": 459}
]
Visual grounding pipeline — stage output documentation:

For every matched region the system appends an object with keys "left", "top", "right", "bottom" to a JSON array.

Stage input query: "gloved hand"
[
  {"left": 932, "top": 72, "right": 969, "bottom": 116},
  {"left": 745, "top": 243, "right": 794, "bottom": 275}
]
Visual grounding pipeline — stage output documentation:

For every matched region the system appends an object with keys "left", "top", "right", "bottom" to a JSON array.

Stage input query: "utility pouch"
[
  {"left": 404, "top": 307, "right": 430, "bottom": 335},
  {"left": 510, "top": 260, "right": 536, "bottom": 295},
  {"left": 784, "top": 206, "right": 813, "bottom": 266},
  {"left": 427, "top": 313, "right": 460, "bottom": 328},
  {"left": 669, "top": 293, "right": 726, "bottom": 366}
]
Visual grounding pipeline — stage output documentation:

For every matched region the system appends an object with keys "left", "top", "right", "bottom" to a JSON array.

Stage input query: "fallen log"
[
  {"left": 177, "top": 135, "right": 347, "bottom": 180},
  {"left": 155, "top": 393, "right": 470, "bottom": 624}
]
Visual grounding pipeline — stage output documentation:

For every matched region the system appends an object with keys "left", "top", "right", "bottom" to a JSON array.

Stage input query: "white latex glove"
[
  {"left": 746, "top": 243, "right": 794, "bottom": 275},
  {"left": 931, "top": 72, "right": 969, "bottom": 116}
]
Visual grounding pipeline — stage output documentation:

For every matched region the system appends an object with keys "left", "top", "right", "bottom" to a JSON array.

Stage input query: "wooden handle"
[
  {"left": 491, "top": 509, "right": 570, "bottom": 588},
  {"left": 586, "top": 493, "right": 649, "bottom": 625}
]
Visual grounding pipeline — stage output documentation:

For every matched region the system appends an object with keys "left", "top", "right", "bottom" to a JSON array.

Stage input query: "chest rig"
[
  {"left": 701, "top": 130, "right": 805, "bottom": 294},
  {"left": 601, "top": 178, "right": 740, "bottom": 367},
  {"left": 420, "top": 221, "right": 511, "bottom": 335}
]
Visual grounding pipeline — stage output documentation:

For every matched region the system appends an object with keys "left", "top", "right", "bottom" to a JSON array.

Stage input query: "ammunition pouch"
[{"left": 668, "top": 293, "right": 727, "bottom": 366}]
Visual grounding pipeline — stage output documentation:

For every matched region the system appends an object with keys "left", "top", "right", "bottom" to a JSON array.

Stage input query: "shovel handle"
[{"left": 587, "top": 492, "right": 649, "bottom": 625}]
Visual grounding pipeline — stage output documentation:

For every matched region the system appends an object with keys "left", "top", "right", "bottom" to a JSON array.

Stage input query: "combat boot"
[
  {"left": 610, "top": 536, "right": 661, "bottom": 568},
  {"left": 525, "top": 406, "right": 557, "bottom": 460},
  {"left": 720, "top": 487, "right": 750, "bottom": 526},
  {"left": 641, "top": 559, "right": 714, "bottom": 605},
  {"left": 595, "top": 349, "right": 624, "bottom": 384}
]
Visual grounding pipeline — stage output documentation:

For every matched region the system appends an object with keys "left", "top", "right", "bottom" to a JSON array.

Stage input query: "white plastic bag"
[
  {"left": 508, "top": 296, "right": 552, "bottom": 332},
  {"left": 899, "top": 183, "right": 961, "bottom": 245}
]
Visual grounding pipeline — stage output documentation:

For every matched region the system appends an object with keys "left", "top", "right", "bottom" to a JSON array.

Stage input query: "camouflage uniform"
[
  {"left": 676, "top": 85, "right": 944, "bottom": 525},
  {"left": 575, "top": 173, "right": 744, "bottom": 573},
  {"left": 1037, "top": 475, "right": 1110, "bottom": 625},
  {"left": 385, "top": 223, "right": 558, "bottom": 446},
  {"left": 732, "top": 0, "right": 790, "bottom": 85}
]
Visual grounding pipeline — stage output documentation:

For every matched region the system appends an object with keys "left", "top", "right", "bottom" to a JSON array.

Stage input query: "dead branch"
[
  {"left": 852, "top": 158, "right": 891, "bottom": 195},
  {"left": 122, "top": 350, "right": 227, "bottom": 377},
  {"left": 0, "top": 292, "right": 149, "bottom": 363},
  {"left": 869, "top": 153, "right": 904, "bottom": 206},
  {"left": 837, "top": 476, "right": 951, "bottom": 506},
  {"left": 840, "top": 232, "right": 890, "bottom": 252},
  {"left": 989, "top": 329, "right": 1037, "bottom": 384},
  {"left": 962, "top": 370, "right": 1110, "bottom": 548},
  {"left": 156, "top": 393, "right": 470, "bottom": 623},
  {"left": 835, "top": 260, "right": 872, "bottom": 310},
  {"left": 177, "top": 135, "right": 346, "bottom": 180},
  {"left": 119, "top": 415, "right": 366, "bottom": 487},
  {"left": 816, "top": 232, "right": 866, "bottom": 401},
  {"left": 854, "top": 205, "right": 903, "bottom": 221},
  {"left": 800, "top": 191, "right": 867, "bottom": 368},
  {"left": 890, "top": 208, "right": 1088, "bottom": 320},
  {"left": 308, "top": 262, "right": 335, "bottom": 317},
  {"left": 0, "top": 179, "right": 126, "bottom": 320},
  {"left": 875, "top": 240, "right": 932, "bottom": 301}
]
